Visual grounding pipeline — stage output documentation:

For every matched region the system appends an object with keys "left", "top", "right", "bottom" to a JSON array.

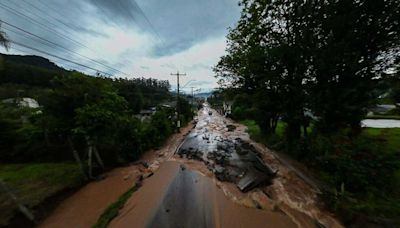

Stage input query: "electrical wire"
[
  {"left": 1, "top": 20, "right": 128, "bottom": 76},
  {"left": 10, "top": 40, "right": 113, "bottom": 77}
]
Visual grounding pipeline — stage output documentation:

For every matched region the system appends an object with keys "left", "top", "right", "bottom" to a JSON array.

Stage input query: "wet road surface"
[
  {"left": 147, "top": 165, "right": 214, "bottom": 228},
  {"left": 110, "top": 104, "right": 343, "bottom": 228},
  {"left": 178, "top": 105, "right": 276, "bottom": 191},
  {"left": 110, "top": 161, "right": 296, "bottom": 228}
]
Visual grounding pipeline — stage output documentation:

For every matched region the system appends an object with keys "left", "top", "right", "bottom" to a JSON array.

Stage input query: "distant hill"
[
  {"left": 196, "top": 92, "right": 213, "bottom": 98},
  {"left": 0, "top": 53, "right": 68, "bottom": 87},
  {"left": 0, "top": 53, "right": 64, "bottom": 71}
]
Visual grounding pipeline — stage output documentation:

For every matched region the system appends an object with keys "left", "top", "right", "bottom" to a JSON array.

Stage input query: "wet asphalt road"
[
  {"left": 109, "top": 106, "right": 297, "bottom": 228},
  {"left": 147, "top": 166, "right": 215, "bottom": 228},
  {"left": 145, "top": 105, "right": 278, "bottom": 227}
]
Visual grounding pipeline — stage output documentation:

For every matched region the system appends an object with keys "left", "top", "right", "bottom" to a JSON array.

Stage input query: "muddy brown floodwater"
[
  {"left": 41, "top": 104, "right": 343, "bottom": 228},
  {"left": 112, "top": 104, "right": 343, "bottom": 228},
  {"left": 110, "top": 161, "right": 296, "bottom": 228},
  {"left": 39, "top": 123, "right": 194, "bottom": 228}
]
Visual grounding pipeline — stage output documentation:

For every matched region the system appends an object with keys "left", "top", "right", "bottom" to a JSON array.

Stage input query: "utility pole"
[
  {"left": 190, "top": 86, "right": 196, "bottom": 106},
  {"left": 171, "top": 71, "right": 186, "bottom": 131}
]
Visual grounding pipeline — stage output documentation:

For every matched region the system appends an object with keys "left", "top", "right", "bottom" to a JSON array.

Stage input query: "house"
[{"left": 135, "top": 107, "right": 157, "bottom": 121}]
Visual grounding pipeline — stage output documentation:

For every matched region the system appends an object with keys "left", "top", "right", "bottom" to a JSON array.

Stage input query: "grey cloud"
[
  {"left": 136, "top": 0, "right": 241, "bottom": 56},
  {"left": 160, "top": 63, "right": 177, "bottom": 69},
  {"left": 184, "top": 63, "right": 211, "bottom": 71},
  {"left": 1, "top": 0, "right": 240, "bottom": 76}
]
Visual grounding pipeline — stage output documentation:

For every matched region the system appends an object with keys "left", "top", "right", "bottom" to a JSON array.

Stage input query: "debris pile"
[{"left": 177, "top": 134, "right": 277, "bottom": 192}]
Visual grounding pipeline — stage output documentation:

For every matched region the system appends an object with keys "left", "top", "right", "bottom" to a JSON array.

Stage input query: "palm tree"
[{"left": 0, "top": 23, "right": 10, "bottom": 50}]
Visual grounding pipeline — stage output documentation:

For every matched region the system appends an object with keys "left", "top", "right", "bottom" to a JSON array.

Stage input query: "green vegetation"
[
  {"left": 364, "top": 128, "right": 400, "bottom": 155},
  {"left": 240, "top": 120, "right": 285, "bottom": 149},
  {"left": 0, "top": 163, "right": 84, "bottom": 226},
  {"left": 214, "top": 0, "right": 400, "bottom": 225},
  {"left": 241, "top": 119, "right": 400, "bottom": 226},
  {"left": 92, "top": 185, "right": 139, "bottom": 228},
  {"left": 0, "top": 53, "right": 193, "bottom": 226}
]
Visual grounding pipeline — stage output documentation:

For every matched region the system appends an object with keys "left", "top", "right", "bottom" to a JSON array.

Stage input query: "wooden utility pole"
[
  {"left": 170, "top": 71, "right": 186, "bottom": 131},
  {"left": 190, "top": 86, "right": 195, "bottom": 106}
]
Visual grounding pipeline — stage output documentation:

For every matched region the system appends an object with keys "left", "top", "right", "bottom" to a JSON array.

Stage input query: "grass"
[
  {"left": 92, "top": 185, "right": 139, "bottom": 228},
  {"left": 240, "top": 119, "right": 285, "bottom": 147},
  {"left": 0, "top": 163, "right": 84, "bottom": 226},
  {"left": 241, "top": 119, "right": 400, "bottom": 225},
  {"left": 363, "top": 127, "right": 400, "bottom": 154}
]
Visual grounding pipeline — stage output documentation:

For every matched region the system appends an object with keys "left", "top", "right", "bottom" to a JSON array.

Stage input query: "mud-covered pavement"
[
  {"left": 177, "top": 105, "right": 276, "bottom": 192},
  {"left": 112, "top": 104, "right": 343, "bottom": 228}
]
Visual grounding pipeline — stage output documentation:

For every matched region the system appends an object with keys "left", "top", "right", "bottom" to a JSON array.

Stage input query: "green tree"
[
  {"left": 215, "top": 0, "right": 313, "bottom": 142},
  {"left": 307, "top": 0, "right": 400, "bottom": 133},
  {"left": 0, "top": 23, "right": 9, "bottom": 50},
  {"left": 215, "top": 0, "right": 400, "bottom": 142}
]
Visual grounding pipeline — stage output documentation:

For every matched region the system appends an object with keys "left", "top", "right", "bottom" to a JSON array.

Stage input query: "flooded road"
[
  {"left": 111, "top": 104, "right": 343, "bottom": 228},
  {"left": 178, "top": 106, "right": 276, "bottom": 191},
  {"left": 110, "top": 161, "right": 296, "bottom": 228}
]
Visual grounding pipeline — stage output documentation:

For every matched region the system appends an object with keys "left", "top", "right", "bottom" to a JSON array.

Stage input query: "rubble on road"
[{"left": 177, "top": 114, "right": 277, "bottom": 192}]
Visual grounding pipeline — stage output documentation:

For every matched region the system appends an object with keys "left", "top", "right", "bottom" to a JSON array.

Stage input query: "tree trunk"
[
  {"left": 87, "top": 144, "right": 93, "bottom": 179},
  {"left": 67, "top": 136, "right": 87, "bottom": 179},
  {"left": 93, "top": 146, "right": 105, "bottom": 169}
]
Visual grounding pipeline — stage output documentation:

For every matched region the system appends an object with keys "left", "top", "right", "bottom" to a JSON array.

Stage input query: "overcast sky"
[{"left": 0, "top": 0, "right": 241, "bottom": 92}]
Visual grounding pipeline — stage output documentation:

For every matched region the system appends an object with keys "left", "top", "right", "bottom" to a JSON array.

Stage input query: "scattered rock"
[{"left": 251, "top": 191, "right": 277, "bottom": 211}]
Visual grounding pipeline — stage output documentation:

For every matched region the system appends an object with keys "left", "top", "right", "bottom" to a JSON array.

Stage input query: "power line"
[
  {"left": 0, "top": 2, "right": 95, "bottom": 53},
  {"left": 10, "top": 40, "right": 113, "bottom": 77},
  {"left": 129, "top": 0, "right": 163, "bottom": 42},
  {"left": 7, "top": 45, "right": 78, "bottom": 71},
  {"left": 1, "top": 20, "right": 129, "bottom": 76},
  {"left": 30, "top": 0, "right": 127, "bottom": 74},
  {"left": 3, "top": 26, "right": 119, "bottom": 76},
  {"left": 21, "top": 0, "right": 88, "bottom": 43}
]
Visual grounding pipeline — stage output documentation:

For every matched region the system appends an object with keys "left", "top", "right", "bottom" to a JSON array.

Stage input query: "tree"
[
  {"left": 215, "top": 0, "right": 400, "bottom": 143},
  {"left": 0, "top": 23, "right": 10, "bottom": 50},
  {"left": 42, "top": 73, "right": 131, "bottom": 177},
  {"left": 307, "top": 0, "right": 400, "bottom": 133},
  {"left": 215, "top": 0, "right": 313, "bottom": 142}
]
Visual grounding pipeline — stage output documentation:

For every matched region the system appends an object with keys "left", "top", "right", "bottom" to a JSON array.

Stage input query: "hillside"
[
  {"left": 0, "top": 54, "right": 64, "bottom": 71},
  {"left": 0, "top": 53, "right": 68, "bottom": 87}
]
